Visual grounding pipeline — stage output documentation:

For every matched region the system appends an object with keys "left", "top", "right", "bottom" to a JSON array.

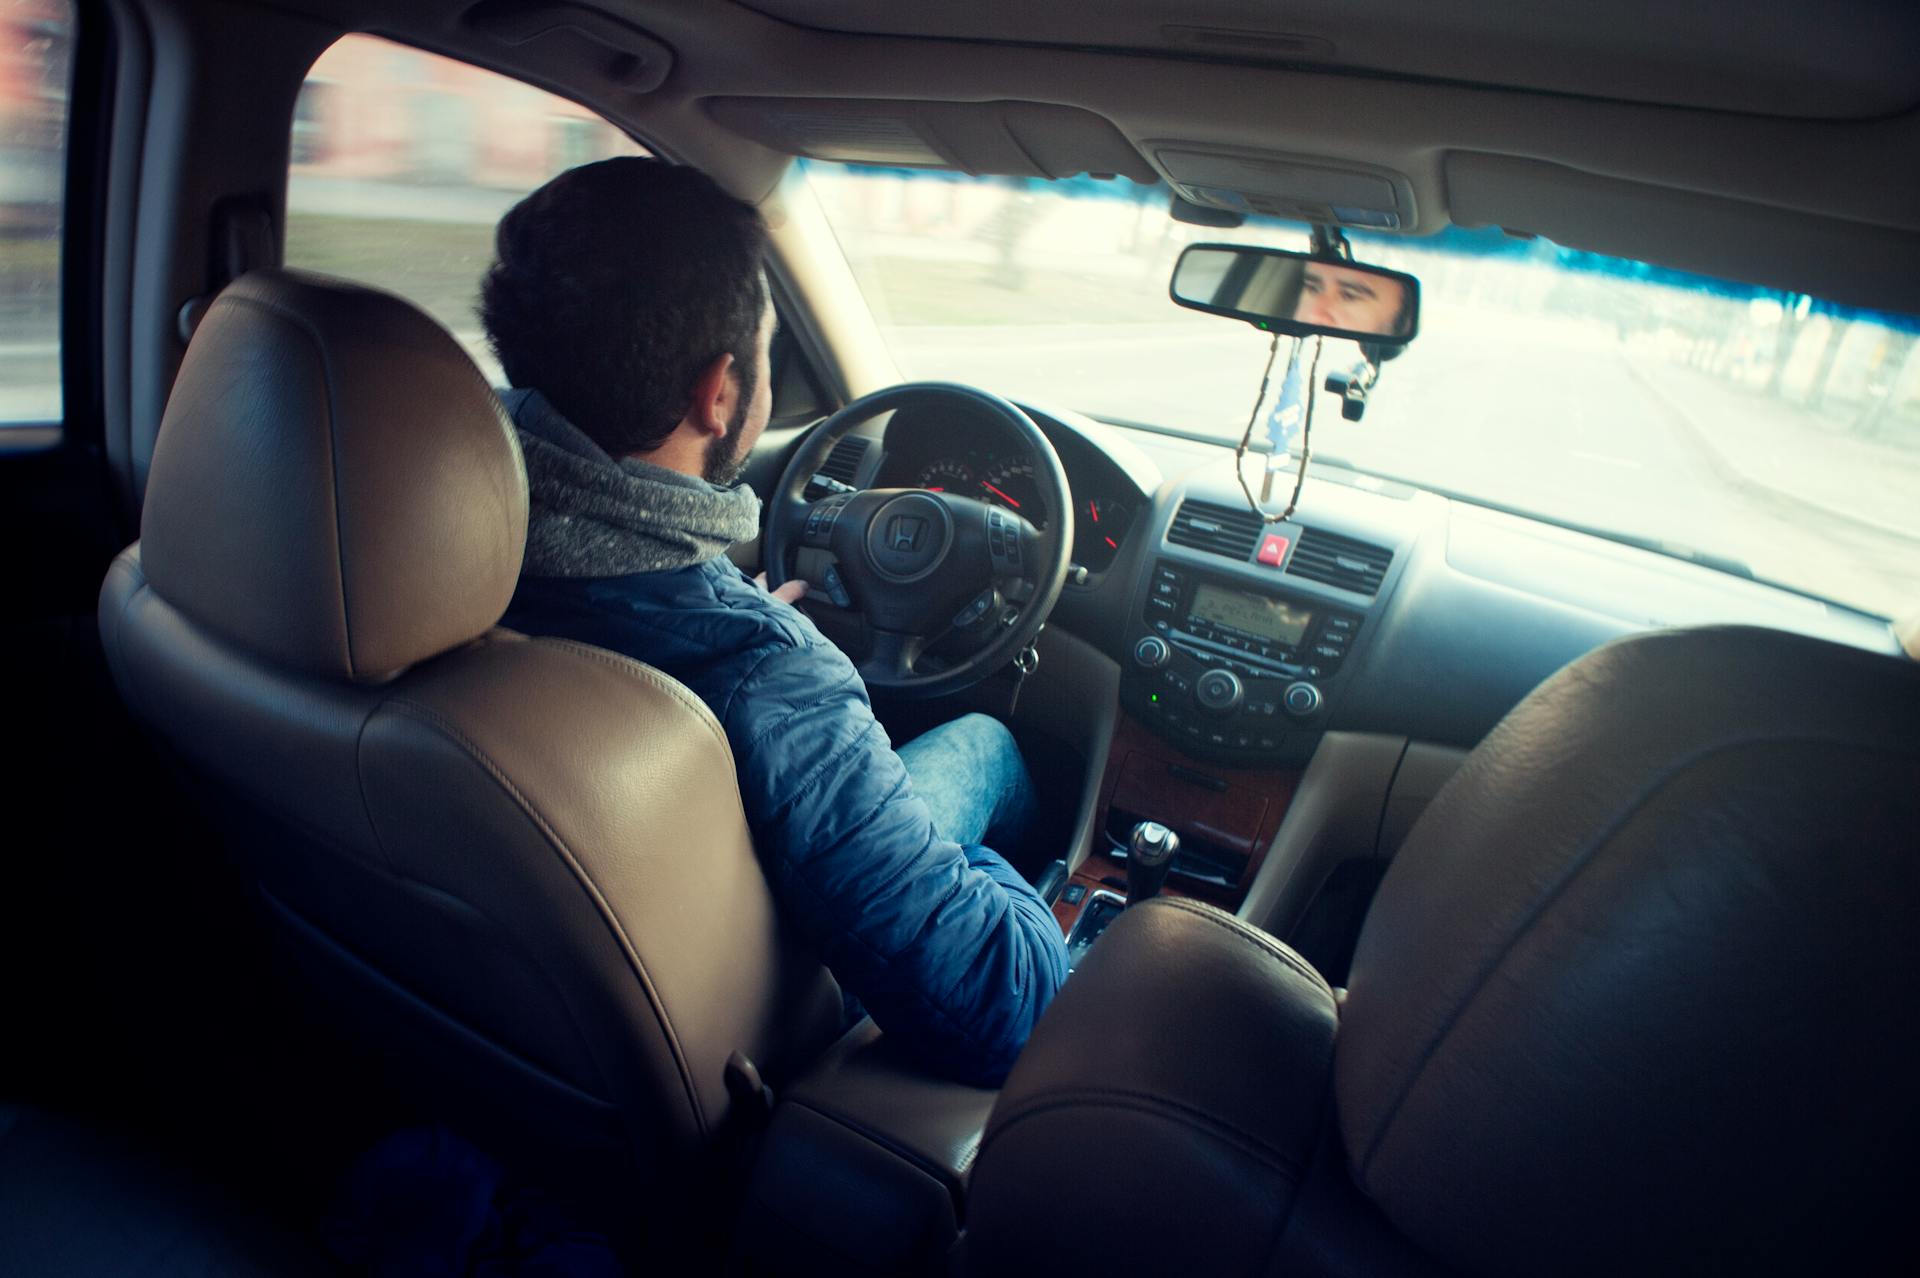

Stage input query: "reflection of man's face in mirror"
[{"left": 1296, "top": 262, "right": 1407, "bottom": 336}]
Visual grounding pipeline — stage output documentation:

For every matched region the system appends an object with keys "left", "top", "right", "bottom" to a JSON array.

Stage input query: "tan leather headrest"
[{"left": 140, "top": 270, "right": 527, "bottom": 681}]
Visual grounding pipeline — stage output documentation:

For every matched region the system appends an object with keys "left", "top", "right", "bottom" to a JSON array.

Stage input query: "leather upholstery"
[
  {"left": 733, "top": 1019, "right": 998, "bottom": 1273},
  {"left": 139, "top": 270, "right": 527, "bottom": 681},
  {"left": 1338, "top": 624, "right": 1920, "bottom": 1275},
  {"left": 99, "top": 270, "right": 842, "bottom": 1189},
  {"left": 966, "top": 897, "right": 1344, "bottom": 1276},
  {"left": 965, "top": 625, "right": 1920, "bottom": 1275}
]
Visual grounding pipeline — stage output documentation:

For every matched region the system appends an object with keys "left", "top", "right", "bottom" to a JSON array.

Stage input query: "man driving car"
[
  {"left": 481, "top": 156, "right": 1069, "bottom": 1086},
  {"left": 1296, "top": 259, "right": 1411, "bottom": 336}
]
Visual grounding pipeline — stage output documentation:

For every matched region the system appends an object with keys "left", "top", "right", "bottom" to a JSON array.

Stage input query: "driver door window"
[{"left": 284, "top": 33, "right": 645, "bottom": 382}]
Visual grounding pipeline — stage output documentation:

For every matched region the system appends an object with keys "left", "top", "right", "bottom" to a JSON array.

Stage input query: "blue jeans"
[{"left": 896, "top": 713, "right": 1037, "bottom": 852}]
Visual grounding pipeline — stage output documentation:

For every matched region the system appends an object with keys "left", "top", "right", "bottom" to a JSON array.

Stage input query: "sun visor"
[
  {"left": 1447, "top": 152, "right": 1920, "bottom": 314},
  {"left": 463, "top": 0, "right": 673, "bottom": 92},
  {"left": 703, "top": 98, "right": 1155, "bottom": 181},
  {"left": 1152, "top": 147, "right": 1418, "bottom": 231}
]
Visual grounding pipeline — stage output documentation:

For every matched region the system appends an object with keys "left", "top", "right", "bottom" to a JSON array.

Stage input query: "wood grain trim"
[{"left": 1087, "top": 711, "right": 1301, "bottom": 912}]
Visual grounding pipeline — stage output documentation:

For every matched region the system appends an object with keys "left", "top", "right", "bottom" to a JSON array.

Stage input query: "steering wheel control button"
[
  {"left": 803, "top": 495, "right": 853, "bottom": 548},
  {"left": 1257, "top": 533, "right": 1291, "bottom": 567},
  {"left": 953, "top": 589, "right": 998, "bottom": 629},
  {"left": 822, "top": 564, "right": 853, "bottom": 609},
  {"left": 1283, "top": 682, "right": 1323, "bottom": 718},
  {"left": 1132, "top": 636, "right": 1171, "bottom": 669},
  {"left": 1195, "top": 668, "right": 1244, "bottom": 714}
]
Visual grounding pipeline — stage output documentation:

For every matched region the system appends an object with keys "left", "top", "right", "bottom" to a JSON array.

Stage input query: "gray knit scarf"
[{"left": 503, "top": 388, "right": 762, "bottom": 578}]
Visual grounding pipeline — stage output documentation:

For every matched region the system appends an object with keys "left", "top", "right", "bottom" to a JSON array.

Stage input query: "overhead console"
[
  {"left": 1151, "top": 145, "right": 1419, "bottom": 231},
  {"left": 1121, "top": 492, "right": 1403, "bottom": 770}
]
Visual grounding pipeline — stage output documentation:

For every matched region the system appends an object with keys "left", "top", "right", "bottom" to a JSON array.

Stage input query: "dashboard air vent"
[
  {"left": 1287, "top": 527, "right": 1393, "bottom": 596},
  {"left": 805, "top": 435, "right": 869, "bottom": 498},
  {"left": 1167, "top": 499, "right": 1264, "bottom": 561}
]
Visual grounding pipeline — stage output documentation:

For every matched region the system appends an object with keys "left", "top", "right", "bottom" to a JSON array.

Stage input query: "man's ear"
[{"left": 686, "top": 352, "right": 738, "bottom": 440}]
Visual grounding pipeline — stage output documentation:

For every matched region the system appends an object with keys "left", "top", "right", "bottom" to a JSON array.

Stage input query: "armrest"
[
  {"left": 731, "top": 1019, "right": 998, "bottom": 1274},
  {"left": 963, "top": 897, "right": 1340, "bottom": 1275}
]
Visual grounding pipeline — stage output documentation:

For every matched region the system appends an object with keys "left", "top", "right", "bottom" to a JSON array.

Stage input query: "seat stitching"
[
  {"left": 379, "top": 696, "right": 711, "bottom": 1134},
  {"left": 984, "top": 1087, "right": 1316, "bottom": 1178},
  {"left": 217, "top": 291, "right": 357, "bottom": 674},
  {"left": 1148, "top": 898, "right": 1335, "bottom": 996},
  {"left": 535, "top": 637, "right": 738, "bottom": 772}
]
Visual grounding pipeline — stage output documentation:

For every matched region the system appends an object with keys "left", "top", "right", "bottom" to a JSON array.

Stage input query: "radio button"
[
  {"left": 1195, "top": 669, "right": 1245, "bottom": 715},
  {"left": 1132, "top": 636, "right": 1171, "bottom": 669},
  {"left": 1283, "top": 682, "right": 1323, "bottom": 718}
]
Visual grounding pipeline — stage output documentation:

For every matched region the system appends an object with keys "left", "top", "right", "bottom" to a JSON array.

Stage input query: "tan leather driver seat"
[{"left": 97, "top": 271, "right": 842, "bottom": 1200}]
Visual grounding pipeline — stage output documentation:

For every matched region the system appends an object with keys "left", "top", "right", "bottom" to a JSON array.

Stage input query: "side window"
[
  {"left": 286, "top": 34, "right": 644, "bottom": 382},
  {"left": 0, "top": 0, "right": 74, "bottom": 431}
]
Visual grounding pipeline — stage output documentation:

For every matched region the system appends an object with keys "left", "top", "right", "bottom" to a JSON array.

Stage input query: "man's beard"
[{"left": 702, "top": 364, "right": 757, "bottom": 485}]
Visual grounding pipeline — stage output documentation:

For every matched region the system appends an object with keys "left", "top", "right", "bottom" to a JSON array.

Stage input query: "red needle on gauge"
[{"left": 980, "top": 482, "right": 1021, "bottom": 508}]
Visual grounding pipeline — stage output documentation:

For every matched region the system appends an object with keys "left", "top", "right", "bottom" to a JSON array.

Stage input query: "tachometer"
[
  {"left": 1085, "top": 496, "right": 1130, "bottom": 553},
  {"left": 916, "top": 459, "right": 975, "bottom": 492},
  {"left": 979, "top": 457, "right": 1047, "bottom": 527}
]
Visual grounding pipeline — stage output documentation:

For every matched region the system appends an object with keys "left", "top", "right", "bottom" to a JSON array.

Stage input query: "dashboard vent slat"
[
  {"left": 806, "top": 435, "right": 869, "bottom": 498},
  {"left": 1167, "top": 498, "right": 1264, "bottom": 561},
  {"left": 1286, "top": 527, "right": 1393, "bottom": 596}
]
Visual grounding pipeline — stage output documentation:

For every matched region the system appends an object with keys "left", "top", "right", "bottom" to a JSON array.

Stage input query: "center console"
[{"left": 1124, "top": 558, "right": 1363, "bottom": 769}]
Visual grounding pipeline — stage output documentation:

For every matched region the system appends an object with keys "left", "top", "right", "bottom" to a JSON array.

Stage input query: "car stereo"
[{"left": 1124, "top": 559, "right": 1362, "bottom": 765}]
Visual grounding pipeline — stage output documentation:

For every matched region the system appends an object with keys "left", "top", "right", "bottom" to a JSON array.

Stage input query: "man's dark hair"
[{"left": 481, "top": 157, "right": 769, "bottom": 457}]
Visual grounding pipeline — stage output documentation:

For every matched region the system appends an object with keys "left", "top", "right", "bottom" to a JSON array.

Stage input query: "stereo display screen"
[{"left": 1188, "top": 583, "right": 1314, "bottom": 649}]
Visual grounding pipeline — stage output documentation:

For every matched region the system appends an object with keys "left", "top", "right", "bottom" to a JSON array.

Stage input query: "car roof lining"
[
  {"left": 234, "top": 0, "right": 1920, "bottom": 312},
  {"left": 736, "top": 0, "right": 1920, "bottom": 121}
]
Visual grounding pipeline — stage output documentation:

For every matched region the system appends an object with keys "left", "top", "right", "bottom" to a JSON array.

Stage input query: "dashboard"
[{"left": 803, "top": 395, "right": 1904, "bottom": 768}]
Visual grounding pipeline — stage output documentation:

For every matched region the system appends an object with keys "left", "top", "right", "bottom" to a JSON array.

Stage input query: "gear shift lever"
[{"left": 1126, "top": 821, "right": 1179, "bottom": 906}]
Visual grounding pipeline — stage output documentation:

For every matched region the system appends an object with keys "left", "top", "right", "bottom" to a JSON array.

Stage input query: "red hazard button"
[{"left": 1257, "top": 533, "right": 1290, "bottom": 567}]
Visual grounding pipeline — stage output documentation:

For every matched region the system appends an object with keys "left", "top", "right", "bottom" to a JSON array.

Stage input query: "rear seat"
[{"left": 0, "top": 1103, "right": 332, "bottom": 1275}]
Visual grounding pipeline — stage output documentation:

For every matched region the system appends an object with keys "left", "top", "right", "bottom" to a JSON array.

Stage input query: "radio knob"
[
  {"left": 1195, "top": 668, "right": 1244, "bottom": 715},
  {"left": 1283, "top": 681, "right": 1323, "bottom": 718},
  {"left": 1132, "top": 635, "right": 1171, "bottom": 670}
]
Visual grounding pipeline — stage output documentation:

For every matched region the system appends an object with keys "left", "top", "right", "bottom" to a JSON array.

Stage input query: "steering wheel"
[{"left": 765, "top": 383, "right": 1074, "bottom": 700}]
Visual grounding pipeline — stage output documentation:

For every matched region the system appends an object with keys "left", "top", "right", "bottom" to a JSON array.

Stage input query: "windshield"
[{"left": 799, "top": 161, "right": 1920, "bottom": 621}]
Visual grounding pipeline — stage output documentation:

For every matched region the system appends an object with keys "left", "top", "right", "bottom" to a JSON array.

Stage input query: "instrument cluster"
[{"left": 882, "top": 435, "right": 1138, "bottom": 574}]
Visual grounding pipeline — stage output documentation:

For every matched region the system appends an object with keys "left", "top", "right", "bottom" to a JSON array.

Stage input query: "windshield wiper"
[{"left": 1308, "top": 454, "right": 1756, "bottom": 579}]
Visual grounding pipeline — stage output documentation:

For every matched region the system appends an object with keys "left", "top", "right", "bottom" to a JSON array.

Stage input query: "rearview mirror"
[{"left": 1170, "top": 244, "right": 1420, "bottom": 344}]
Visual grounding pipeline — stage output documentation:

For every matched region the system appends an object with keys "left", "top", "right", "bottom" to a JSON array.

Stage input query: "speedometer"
[
  {"left": 979, "top": 457, "right": 1047, "bottom": 527},
  {"left": 916, "top": 459, "right": 975, "bottom": 492}
]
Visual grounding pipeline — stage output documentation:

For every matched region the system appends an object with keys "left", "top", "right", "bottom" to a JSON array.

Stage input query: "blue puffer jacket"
[{"left": 503, "top": 558, "right": 1069, "bottom": 1086}]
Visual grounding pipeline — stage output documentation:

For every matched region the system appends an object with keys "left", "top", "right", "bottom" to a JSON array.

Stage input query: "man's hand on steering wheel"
[{"left": 764, "top": 383, "right": 1074, "bottom": 700}]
